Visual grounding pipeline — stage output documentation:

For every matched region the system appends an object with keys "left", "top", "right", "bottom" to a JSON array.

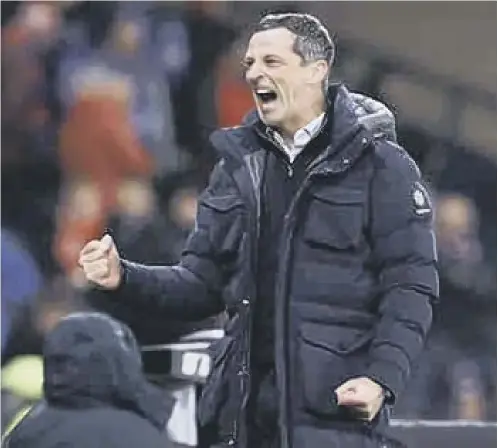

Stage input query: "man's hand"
[
  {"left": 79, "top": 234, "right": 122, "bottom": 290},
  {"left": 335, "top": 377, "right": 385, "bottom": 421}
]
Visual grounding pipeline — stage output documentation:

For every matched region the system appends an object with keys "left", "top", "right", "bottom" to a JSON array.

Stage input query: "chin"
[{"left": 257, "top": 109, "right": 283, "bottom": 128}]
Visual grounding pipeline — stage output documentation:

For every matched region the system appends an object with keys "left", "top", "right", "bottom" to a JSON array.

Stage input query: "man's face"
[{"left": 243, "top": 28, "right": 323, "bottom": 131}]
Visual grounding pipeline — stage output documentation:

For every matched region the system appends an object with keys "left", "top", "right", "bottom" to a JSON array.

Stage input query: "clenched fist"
[
  {"left": 335, "top": 377, "right": 385, "bottom": 421},
  {"left": 79, "top": 234, "right": 122, "bottom": 289}
]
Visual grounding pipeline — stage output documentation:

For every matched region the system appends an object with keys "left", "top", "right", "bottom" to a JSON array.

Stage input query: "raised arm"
[{"left": 79, "top": 160, "right": 242, "bottom": 321}]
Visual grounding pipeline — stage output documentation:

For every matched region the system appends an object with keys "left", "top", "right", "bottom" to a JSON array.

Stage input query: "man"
[
  {"left": 79, "top": 13, "right": 438, "bottom": 448},
  {"left": 2, "top": 312, "right": 174, "bottom": 447}
]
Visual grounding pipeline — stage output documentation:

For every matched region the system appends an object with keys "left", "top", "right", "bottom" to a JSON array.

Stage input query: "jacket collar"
[{"left": 210, "top": 83, "right": 375, "bottom": 170}]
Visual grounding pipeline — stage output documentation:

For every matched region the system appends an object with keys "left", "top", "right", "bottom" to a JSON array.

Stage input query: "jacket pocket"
[
  {"left": 299, "top": 321, "right": 374, "bottom": 418},
  {"left": 197, "top": 335, "right": 235, "bottom": 427},
  {"left": 304, "top": 187, "right": 364, "bottom": 250},
  {"left": 202, "top": 195, "right": 244, "bottom": 213},
  {"left": 200, "top": 195, "right": 245, "bottom": 255}
]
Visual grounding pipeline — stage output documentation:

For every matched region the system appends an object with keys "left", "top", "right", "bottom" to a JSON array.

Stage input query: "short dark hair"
[{"left": 254, "top": 12, "right": 335, "bottom": 66}]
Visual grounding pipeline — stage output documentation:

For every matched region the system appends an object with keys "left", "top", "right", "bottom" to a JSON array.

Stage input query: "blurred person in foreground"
[
  {"left": 1, "top": 312, "right": 174, "bottom": 448},
  {"left": 79, "top": 13, "right": 437, "bottom": 448}
]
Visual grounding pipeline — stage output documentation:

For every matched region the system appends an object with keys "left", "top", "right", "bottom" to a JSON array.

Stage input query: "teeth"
[{"left": 256, "top": 88, "right": 272, "bottom": 94}]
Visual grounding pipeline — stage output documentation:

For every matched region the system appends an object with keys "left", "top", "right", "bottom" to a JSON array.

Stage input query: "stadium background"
[{"left": 1, "top": 1, "right": 496, "bottom": 446}]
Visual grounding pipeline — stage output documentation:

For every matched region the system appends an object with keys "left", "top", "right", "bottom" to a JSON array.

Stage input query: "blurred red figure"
[
  {"left": 54, "top": 77, "right": 152, "bottom": 282},
  {"left": 215, "top": 41, "right": 254, "bottom": 127},
  {"left": 53, "top": 15, "right": 158, "bottom": 282}
]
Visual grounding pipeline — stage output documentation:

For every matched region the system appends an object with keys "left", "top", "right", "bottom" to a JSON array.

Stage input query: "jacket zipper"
[
  {"left": 274, "top": 139, "right": 361, "bottom": 448},
  {"left": 254, "top": 124, "right": 364, "bottom": 448},
  {"left": 274, "top": 169, "right": 318, "bottom": 448}
]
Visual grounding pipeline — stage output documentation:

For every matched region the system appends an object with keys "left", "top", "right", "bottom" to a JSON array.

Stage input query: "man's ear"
[{"left": 306, "top": 60, "right": 329, "bottom": 85}]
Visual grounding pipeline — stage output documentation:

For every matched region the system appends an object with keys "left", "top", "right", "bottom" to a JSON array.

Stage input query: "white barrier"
[
  {"left": 390, "top": 419, "right": 497, "bottom": 428},
  {"left": 388, "top": 419, "right": 497, "bottom": 448}
]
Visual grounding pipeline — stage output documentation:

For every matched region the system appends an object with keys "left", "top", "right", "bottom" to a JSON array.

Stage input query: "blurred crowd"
[{"left": 1, "top": 1, "right": 496, "bottom": 435}]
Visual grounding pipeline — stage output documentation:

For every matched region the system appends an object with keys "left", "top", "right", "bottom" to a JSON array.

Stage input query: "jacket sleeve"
[
  {"left": 365, "top": 142, "right": 439, "bottom": 402},
  {"left": 110, "top": 160, "right": 239, "bottom": 321}
]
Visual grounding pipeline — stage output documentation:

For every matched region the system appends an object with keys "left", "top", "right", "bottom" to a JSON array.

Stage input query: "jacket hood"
[
  {"left": 42, "top": 312, "right": 173, "bottom": 430},
  {"left": 240, "top": 84, "right": 397, "bottom": 143},
  {"left": 349, "top": 92, "right": 397, "bottom": 142}
]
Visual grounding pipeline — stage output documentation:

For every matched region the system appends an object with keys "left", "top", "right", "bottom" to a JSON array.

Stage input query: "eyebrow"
[{"left": 265, "top": 54, "right": 283, "bottom": 59}]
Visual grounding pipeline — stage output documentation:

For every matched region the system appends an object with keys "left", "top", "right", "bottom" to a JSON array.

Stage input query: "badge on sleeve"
[{"left": 412, "top": 182, "right": 432, "bottom": 216}]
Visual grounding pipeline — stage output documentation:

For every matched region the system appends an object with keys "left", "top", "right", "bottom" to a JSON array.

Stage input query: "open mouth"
[{"left": 255, "top": 88, "right": 278, "bottom": 105}]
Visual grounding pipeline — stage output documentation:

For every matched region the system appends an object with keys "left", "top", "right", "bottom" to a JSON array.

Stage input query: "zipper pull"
[{"left": 287, "top": 165, "right": 294, "bottom": 177}]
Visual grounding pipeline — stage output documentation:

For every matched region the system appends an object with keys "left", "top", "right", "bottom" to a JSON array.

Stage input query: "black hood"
[{"left": 42, "top": 312, "right": 173, "bottom": 429}]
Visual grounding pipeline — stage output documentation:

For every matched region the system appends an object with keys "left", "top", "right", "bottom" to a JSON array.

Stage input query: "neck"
[{"left": 279, "top": 96, "right": 326, "bottom": 139}]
